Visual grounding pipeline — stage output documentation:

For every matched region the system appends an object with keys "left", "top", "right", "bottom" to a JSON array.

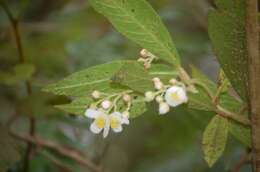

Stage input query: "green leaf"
[
  {"left": 55, "top": 95, "right": 147, "bottom": 118},
  {"left": 14, "top": 63, "right": 35, "bottom": 81},
  {"left": 129, "top": 96, "right": 147, "bottom": 118},
  {"left": 219, "top": 93, "right": 251, "bottom": 147},
  {"left": 55, "top": 97, "right": 93, "bottom": 115},
  {"left": 208, "top": 0, "right": 248, "bottom": 100},
  {"left": 148, "top": 64, "right": 178, "bottom": 83},
  {"left": 0, "top": 63, "right": 35, "bottom": 85},
  {"left": 228, "top": 121, "right": 251, "bottom": 147},
  {"left": 112, "top": 61, "right": 153, "bottom": 93},
  {"left": 89, "top": 0, "right": 180, "bottom": 66},
  {"left": 43, "top": 61, "right": 128, "bottom": 96},
  {"left": 188, "top": 66, "right": 216, "bottom": 111},
  {"left": 202, "top": 115, "right": 228, "bottom": 167}
]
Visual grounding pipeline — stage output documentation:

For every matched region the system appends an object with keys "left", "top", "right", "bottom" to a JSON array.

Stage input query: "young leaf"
[
  {"left": 89, "top": 0, "right": 180, "bottom": 66},
  {"left": 208, "top": 0, "right": 248, "bottom": 100},
  {"left": 112, "top": 61, "right": 154, "bottom": 93},
  {"left": 202, "top": 115, "right": 228, "bottom": 167},
  {"left": 43, "top": 61, "right": 128, "bottom": 96},
  {"left": 188, "top": 66, "right": 216, "bottom": 111}
]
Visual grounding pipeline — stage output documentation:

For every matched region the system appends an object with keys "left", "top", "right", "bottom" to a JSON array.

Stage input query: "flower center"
[
  {"left": 171, "top": 92, "right": 180, "bottom": 101},
  {"left": 94, "top": 116, "right": 106, "bottom": 129},
  {"left": 110, "top": 116, "right": 120, "bottom": 129}
]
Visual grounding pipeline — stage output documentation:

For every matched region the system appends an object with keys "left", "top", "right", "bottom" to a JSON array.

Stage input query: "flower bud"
[
  {"left": 169, "top": 78, "right": 177, "bottom": 85},
  {"left": 92, "top": 90, "right": 100, "bottom": 99},
  {"left": 140, "top": 49, "right": 149, "bottom": 58},
  {"left": 123, "top": 94, "right": 131, "bottom": 102},
  {"left": 152, "top": 77, "right": 161, "bottom": 83},
  {"left": 101, "top": 100, "right": 111, "bottom": 109},
  {"left": 154, "top": 81, "right": 163, "bottom": 90},
  {"left": 159, "top": 102, "right": 170, "bottom": 115},
  {"left": 155, "top": 96, "right": 163, "bottom": 103},
  {"left": 145, "top": 91, "right": 154, "bottom": 102}
]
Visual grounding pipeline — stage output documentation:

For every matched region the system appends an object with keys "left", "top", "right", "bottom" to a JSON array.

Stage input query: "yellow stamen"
[
  {"left": 94, "top": 116, "right": 106, "bottom": 129},
  {"left": 110, "top": 116, "right": 120, "bottom": 129},
  {"left": 171, "top": 92, "right": 180, "bottom": 101}
]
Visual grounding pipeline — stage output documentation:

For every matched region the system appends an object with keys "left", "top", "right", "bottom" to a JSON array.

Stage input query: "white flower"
[
  {"left": 123, "top": 94, "right": 131, "bottom": 103},
  {"left": 85, "top": 109, "right": 127, "bottom": 138},
  {"left": 109, "top": 112, "right": 124, "bottom": 133},
  {"left": 101, "top": 100, "right": 111, "bottom": 109},
  {"left": 159, "top": 102, "right": 170, "bottom": 115},
  {"left": 92, "top": 90, "right": 100, "bottom": 99},
  {"left": 165, "top": 86, "right": 188, "bottom": 107},
  {"left": 145, "top": 91, "right": 154, "bottom": 102},
  {"left": 155, "top": 96, "right": 163, "bottom": 103},
  {"left": 85, "top": 109, "right": 110, "bottom": 138},
  {"left": 121, "top": 111, "right": 130, "bottom": 125}
]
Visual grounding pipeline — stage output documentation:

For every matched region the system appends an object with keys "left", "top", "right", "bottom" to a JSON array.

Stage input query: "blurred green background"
[{"left": 0, "top": 0, "right": 250, "bottom": 172}]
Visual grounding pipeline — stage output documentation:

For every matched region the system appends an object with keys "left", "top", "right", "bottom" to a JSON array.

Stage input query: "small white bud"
[
  {"left": 101, "top": 100, "right": 111, "bottom": 109},
  {"left": 169, "top": 78, "right": 177, "bottom": 85},
  {"left": 159, "top": 102, "right": 170, "bottom": 115},
  {"left": 154, "top": 81, "right": 163, "bottom": 90},
  {"left": 122, "top": 111, "right": 130, "bottom": 119},
  {"left": 140, "top": 49, "right": 149, "bottom": 58},
  {"left": 92, "top": 90, "right": 100, "bottom": 99},
  {"left": 155, "top": 96, "right": 163, "bottom": 103},
  {"left": 123, "top": 94, "right": 131, "bottom": 102},
  {"left": 152, "top": 77, "right": 161, "bottom": 83},
  {"left": 145, "top": 91, "right": 154, "bottom": 102}
]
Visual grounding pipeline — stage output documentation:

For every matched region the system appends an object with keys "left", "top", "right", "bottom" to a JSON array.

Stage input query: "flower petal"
[
  {"left": 165, "top": 86, "right": 187, "bottom": 107},
  {"left": 103, "top": 117, "right": 110, "bottom": 138},
  {"left": 121, "top": 118, "right": 129, "bottom": 125},
  {"left": 112, "top": 125, "right": 123, "bottom": 133},
  {"left": 85, "top": 109, "right": 99, "bottom": 118},
  {"left": 90, "top": 122, "right": 102, "bottom": 134}
]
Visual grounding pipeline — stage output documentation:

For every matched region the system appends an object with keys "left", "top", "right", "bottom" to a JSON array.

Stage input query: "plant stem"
[
  {"left": 0, "top": 2, "right": 35, "bottom": 172},
  {"left": 245, "top": 0, "right": 260, "bottom": 171}
]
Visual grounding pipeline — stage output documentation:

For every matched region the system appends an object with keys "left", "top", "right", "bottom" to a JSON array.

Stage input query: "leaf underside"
[
  {"left": 208, "top": 0, "right": 248, "bottom": 100},
  {"left": 202, "top": 115, "right": 228, "bottom": 167}
]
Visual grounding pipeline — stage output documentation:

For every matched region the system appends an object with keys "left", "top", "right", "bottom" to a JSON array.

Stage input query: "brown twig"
[
  {"left": 0, "top": 2, "right": 35, "bottom": 171},
  {"left": 245, "top": 0, "right": 260, "bottom": 171},
  {"left": 8, "top": 130, "right": 103, "bottom": 172},
  {"left": 191, "top": 79, "right": 250, "bottom": 126}
]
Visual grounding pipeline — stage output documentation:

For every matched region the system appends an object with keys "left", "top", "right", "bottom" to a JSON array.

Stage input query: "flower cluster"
[
  {"left": 138, "top": 49, "right": 158, "bottom": 69},
  {"left": 145, "top": 77, "right": 188, "bottom": 115},
  {"left": 84, "top": 91, "right": 132, "bottom": 138}
]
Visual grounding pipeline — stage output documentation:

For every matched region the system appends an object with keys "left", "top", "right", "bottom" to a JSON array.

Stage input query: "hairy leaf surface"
[
  {"left": 202, "top": 115, "right": 228, "bottom": 167},
  {"left": 89, "top": 0, "right": 180, "bottom": 65}
]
